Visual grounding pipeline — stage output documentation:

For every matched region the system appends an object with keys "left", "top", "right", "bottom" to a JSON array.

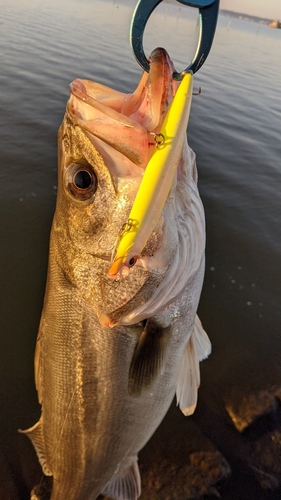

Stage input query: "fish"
[{"left": 20, "top": 47, "right": 211, "bottom": 500}]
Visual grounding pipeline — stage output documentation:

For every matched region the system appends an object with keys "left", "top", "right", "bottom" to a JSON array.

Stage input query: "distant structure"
[{"left": 268, "top": 19, "right": 281, "bottom": 29}]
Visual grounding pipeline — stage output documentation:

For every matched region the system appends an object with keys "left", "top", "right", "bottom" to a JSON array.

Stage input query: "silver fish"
[{"left": 21, "top": 48, "right": 211, "bottom": 500}]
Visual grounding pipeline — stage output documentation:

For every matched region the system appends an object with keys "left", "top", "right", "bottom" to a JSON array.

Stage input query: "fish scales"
[{"left": 21, "top": 48, "right": 211, "bottom": 500}]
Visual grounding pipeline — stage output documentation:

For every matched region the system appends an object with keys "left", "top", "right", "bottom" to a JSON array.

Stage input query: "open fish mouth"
[{"left": 68, "top": 47, "right": 178, "bottom": 175}]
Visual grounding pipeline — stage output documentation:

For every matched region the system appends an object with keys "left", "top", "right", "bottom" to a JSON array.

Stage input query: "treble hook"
[{"left": 130, "top": 0, "right": 220, "bottom": 79}]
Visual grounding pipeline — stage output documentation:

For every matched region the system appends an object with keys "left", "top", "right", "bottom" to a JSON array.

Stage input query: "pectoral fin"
[
  {"left": 176, "top": 315, "right": 211, "bottom": 416},
  {"left": 128, "top": 320, "right": 171, "bottom": 397},
  {"left": 102, "top": 456, "right": 141, "bottom": 500},
  {"left": 19, "top": 418, "right": 52, "bottom": 476}
]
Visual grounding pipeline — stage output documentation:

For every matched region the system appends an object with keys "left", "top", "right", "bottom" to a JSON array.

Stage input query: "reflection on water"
[{"left": 0, "top": 0, "right": 281, "bottom": 499}]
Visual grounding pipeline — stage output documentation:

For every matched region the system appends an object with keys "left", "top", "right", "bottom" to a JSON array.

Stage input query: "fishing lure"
[{"left": 108, "top": 72, "right": 193, "bottom": 278}]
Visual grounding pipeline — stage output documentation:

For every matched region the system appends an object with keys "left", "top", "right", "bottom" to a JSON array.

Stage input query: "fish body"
[{"left": 22, "top": 48, "right": 211, "bottom": 500}]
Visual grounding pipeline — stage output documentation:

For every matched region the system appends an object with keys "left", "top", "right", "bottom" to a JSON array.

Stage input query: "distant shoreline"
[{"left": 220, "top": 9, "right": 280, "bottom": 28}]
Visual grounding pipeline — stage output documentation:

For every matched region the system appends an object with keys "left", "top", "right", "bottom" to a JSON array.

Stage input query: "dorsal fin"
[
  {"left": 102, "top": 456, "right": 141, "bottom": 500},
  {"left": 128, "top": 319, "right": 171, "bottom": 397}
]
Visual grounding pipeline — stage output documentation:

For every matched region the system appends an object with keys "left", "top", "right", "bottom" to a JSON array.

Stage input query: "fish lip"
[{"left": 149, "top": 47, "right": 174, "bottom": 70}]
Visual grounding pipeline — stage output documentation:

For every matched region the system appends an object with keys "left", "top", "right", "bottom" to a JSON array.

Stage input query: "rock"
[
  {"left": 225, "top": 390, "right": 277, "bottom": 432},
  {"left": 248, "top": 430, "right": 281, "bottom": 492},
  {"left": 140, "top": 450, "right": 231, "bottom": 499},
  {"left": 249, "top": 465, "right": 279, "bottom": 491},
  {"left": 222, "top": 387, "right": 281, "bottom": 493}
]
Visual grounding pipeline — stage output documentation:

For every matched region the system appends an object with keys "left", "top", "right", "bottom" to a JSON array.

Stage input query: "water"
[{"left": 0, "top": 0, "right": 280, "bottom": 498}]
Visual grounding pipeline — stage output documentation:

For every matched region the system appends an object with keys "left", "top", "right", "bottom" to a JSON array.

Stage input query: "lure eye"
[
  {"left": 65, "top": 163, "right": 98, "bottom": 202},
  {"left": 128, "top": 257, "right": 137, "bottom": 268}
]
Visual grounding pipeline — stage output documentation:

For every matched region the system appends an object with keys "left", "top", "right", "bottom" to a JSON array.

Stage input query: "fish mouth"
[{"left": 67, "top": 48, "right": 178, "bottom": 174}]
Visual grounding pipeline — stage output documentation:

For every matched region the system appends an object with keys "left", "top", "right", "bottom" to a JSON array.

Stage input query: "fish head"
[{"left": 53, "top": 48, "right": 190, "bottom": 327}]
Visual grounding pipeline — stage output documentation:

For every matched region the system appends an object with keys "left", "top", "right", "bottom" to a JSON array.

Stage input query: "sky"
[{"left": 220, "top": 0, "right": 281, "bottom": 19}]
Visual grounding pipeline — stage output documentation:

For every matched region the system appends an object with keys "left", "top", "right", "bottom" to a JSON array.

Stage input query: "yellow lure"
[{"left": 107, "top": 72, "right": 193, "bottom": 278}]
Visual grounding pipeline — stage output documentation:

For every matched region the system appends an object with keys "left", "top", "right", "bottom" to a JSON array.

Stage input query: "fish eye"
[
  {"left": 73, "top": 170, "right": 92, "bottom": 189},
  {"left": 65, "top": 163, "right": 98, "bottom": 202},
  {"left": 128, "top": 257, "right": 137, "bottom": 268}
]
